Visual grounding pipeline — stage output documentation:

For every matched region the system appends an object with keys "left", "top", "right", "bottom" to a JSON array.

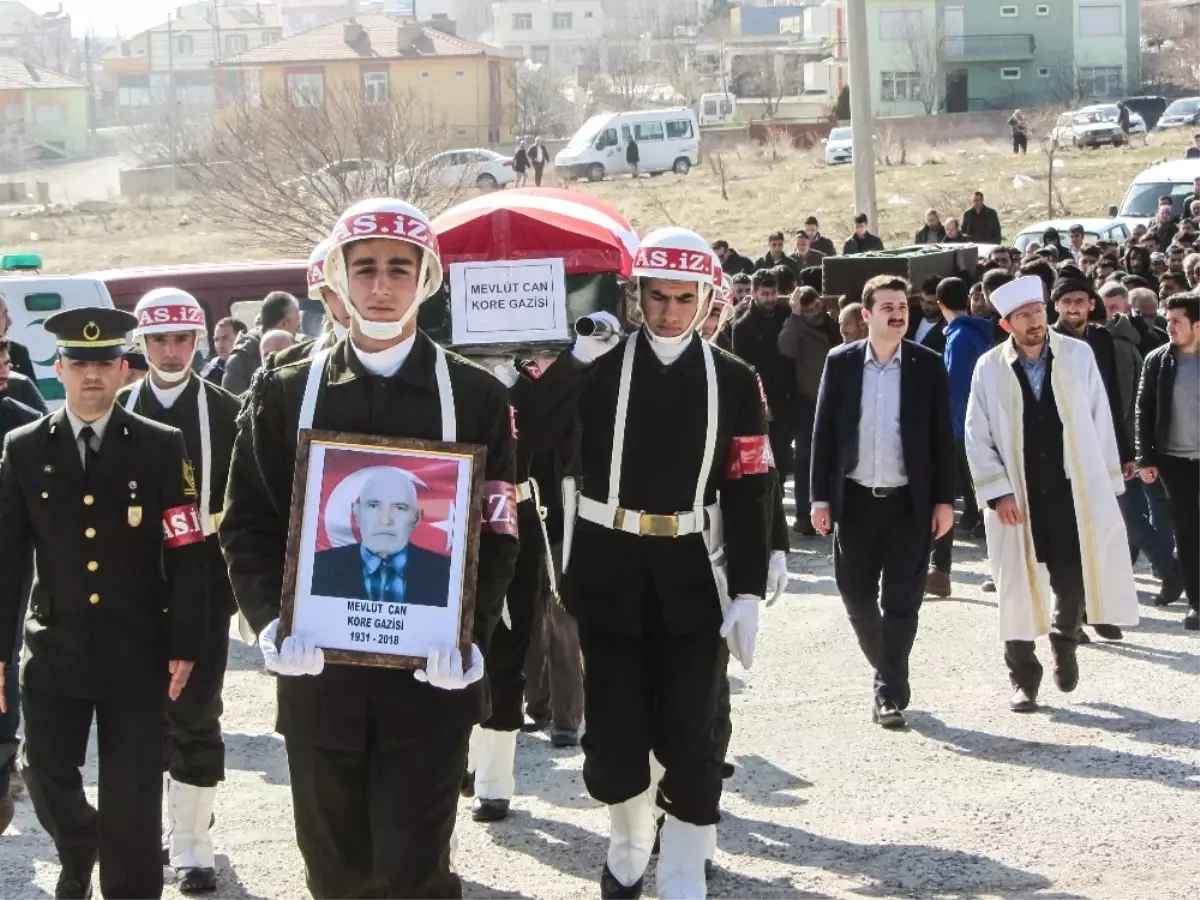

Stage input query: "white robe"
[{"left": 965, "top": 330, "right": 1139, "bottom": 641}]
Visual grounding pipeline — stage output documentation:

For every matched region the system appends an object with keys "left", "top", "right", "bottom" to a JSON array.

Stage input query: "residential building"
[
  {"left": 812, "top": 1, "right": 1144, "bottom": 118},
  {"left": 99, "top": 2, "right": 282, "bottom": 117},
  {"left": 0, "top": 1, "right": 72, "bottom": 71},
  {"left": 730, "top": 2, "right": 817, "bottom": 36},
  {"left": 215, "top": 13, "right": 518, "bottom": 143},
  {"left": 601, "top": 1, "right": 699, "bottom": 37},
  {"left": 280, "top": 2, "right": 489, "bottom": 38},
  {"left": 0, "top": 55, "right": 89, "bottom": 164},
  {"left": 487, "top": 1, "right": 603, "bottom": 75}
]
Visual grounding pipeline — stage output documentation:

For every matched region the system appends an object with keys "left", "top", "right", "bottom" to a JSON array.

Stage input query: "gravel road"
[{"left": 2, "top": 519, "right": 1197, "bottom": 899}]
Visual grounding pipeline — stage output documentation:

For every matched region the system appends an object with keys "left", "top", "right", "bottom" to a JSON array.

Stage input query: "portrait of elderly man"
[{"left": 309, "top": 467, "right": 452, "bottom": 606}]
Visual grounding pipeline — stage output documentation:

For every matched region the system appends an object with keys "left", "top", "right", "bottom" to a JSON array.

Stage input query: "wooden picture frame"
[{"left": 278, "top": 429, "right": 486, "bottom": 670}]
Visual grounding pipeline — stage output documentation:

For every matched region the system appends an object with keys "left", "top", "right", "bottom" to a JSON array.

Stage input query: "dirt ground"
[
  {"left": 1, "top": 489, "right": 1197, "bottom": 899},
  {"left": 0, "top": 133, "right": 1187, "bottom": 275}
]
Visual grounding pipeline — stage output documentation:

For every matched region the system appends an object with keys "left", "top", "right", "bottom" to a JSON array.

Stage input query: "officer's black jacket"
[
  {"left": 0, "top": 405, "right": 206, "bottom": 697},
  {"left": 517, "top": 335, "right": 772, "bottom": 638},
  {"left": 118, "top": 376, "right": 242, "bottom": 620},
  {"left": 218, "top": 333, "right": 519, "bottom": 749}
]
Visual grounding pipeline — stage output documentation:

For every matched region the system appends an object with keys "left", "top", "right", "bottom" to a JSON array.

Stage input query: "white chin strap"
[
  {"left": 641, "top": 282, "right": 713, "bottom": 348},
  {"left": 332, "top": 321, "right": 348, "bottom": 340},
  {"left": 134, "top": 334, "right": 195, "bottom": 384},
  {"left": 347, "top": 252, "right": 434, "bottom": 341}
]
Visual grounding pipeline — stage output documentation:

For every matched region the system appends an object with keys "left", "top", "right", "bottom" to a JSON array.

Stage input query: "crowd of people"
[{"left": 0, "top": 175, "right": 1195, "bottom": 900}]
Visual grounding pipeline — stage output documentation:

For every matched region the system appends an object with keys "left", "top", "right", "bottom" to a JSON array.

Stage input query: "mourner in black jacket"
[
  {"left": 0, "top": 308, "right": 206, "bottom": 900},
  {"left": 731, "top": 269, "right": 795, "bottom": 472},
  {"left": 116, "top": 287, "right": 245, "bottom": 894},
  {"left": 810, "top": 276, "right": 956, "bottom": 730},
  {"left": 843, "top": 214, "right": 885, "bottom": 255},
  {"left": 1136, "top": 294, "right": 1200, "bottom": 630},
  {"left": 219, "top": 202, "right": 518, "bottom": 900},
  {"left": 961, "top": 192, "right": 1003, "bottom": 244}
]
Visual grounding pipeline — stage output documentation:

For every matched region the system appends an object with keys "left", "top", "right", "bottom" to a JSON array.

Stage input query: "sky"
[{"left": 30, "top": 1, "right": 186, "bottom": 38}]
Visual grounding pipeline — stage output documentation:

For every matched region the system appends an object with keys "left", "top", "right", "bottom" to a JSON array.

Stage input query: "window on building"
[
  {"left": 364, "top": 70, "right": 388, "bottom": 105},
  {"left": 34, "top": 104, "right": 63, "bottom": 124},
  {"left": 457, "top": 127, "right": 469, "bottom": 138},
  {"left": 1081, "top": 65, "right": 1123, "bottom": 98},
  {"left": 1037, "top": 66, "right": 1051, "bottom": 77},
  {"left": 530, "top": 45, "right": 550, "bottom": 66},
  {"left": 455, "top": 70, "right": 465, "bottom": 79},
  {"left": 880, "top": 70, "right": 921, "bottom": 101},
  {"left": 173, "top": 34, "right": 193, "bottom": 56},
  {"left": 634, "top": 121, "right": 665, "bottom": 141},
  {"left": 1001, "top": 67, "right": 1022, "bottom": 79},
  {"left": 1078, "top": 4, "right": 1122, "bottom": 36},
  {"left": 225, "top": 33, "right": 248, "bottom": 55},
  {"left": 513, "top": 13, "right": 532, "bottom": 30},
  {"left": 878, "top": 9, "right": 923, "bottom": 40},
  {"left": 1000, "top": 5, "right": 1018, "bottom": 16},
  {"left": 585, "top": 10, "right": 594, "bottom": 17},
  {"left": 262, "top": 29, "right": 282, "bottom": 43},
  {"left": 420, "top": 70, "right": 431, "bottom": 81},
  {"left": 666, "top": 119, "right": 694, "bottom": 139},
  {"left": 553, "top": 12, "right": 573, "bottom": 30},
  {"left": 287, "top": 72, "right": 324, "bottom": 107},
  {"left": 1036, "top": 4, "right": 1050, "bottom": 14}
]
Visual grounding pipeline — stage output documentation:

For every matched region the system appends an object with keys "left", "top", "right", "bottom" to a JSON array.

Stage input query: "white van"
[
  {"left": 1110, "top": 158, "right": 1200, "bottom": 226},
  {"left": 555, "top": 108, "right": 700, "bottom": 182},
  {"left": 1, "top": 255, "right": 116, "bottom": 406},
  {"left": 698, "top": 92, "right": 736, "bottom": 127}
]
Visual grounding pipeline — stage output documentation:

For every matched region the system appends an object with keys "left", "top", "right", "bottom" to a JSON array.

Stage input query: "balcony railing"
[{"left": 943, "top": 34, "right": 1035, "bottom": 60}]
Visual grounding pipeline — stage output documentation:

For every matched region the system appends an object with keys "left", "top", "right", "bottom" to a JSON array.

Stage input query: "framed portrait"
[{"left": 279, "top": 431, "right": 486, "bottom": 669}]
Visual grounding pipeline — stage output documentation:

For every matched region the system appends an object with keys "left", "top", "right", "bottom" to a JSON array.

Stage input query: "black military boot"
[
  {"left": 600, "top": 864, "right": 644, "bottom": 900},
  {"left": 471, "top": 797, "right": 510, "bottom": 822},
  {"left": 179, "top": 867, "right": 218, "bottom": 894}
]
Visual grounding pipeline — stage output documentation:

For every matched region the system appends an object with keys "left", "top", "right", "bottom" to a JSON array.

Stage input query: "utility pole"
[
  {"left": 167, "top": 12, "right": 178, "bottom": 193},
  {"left": 846, "top": 0, "right": 877, "bottom": 232},
  {"left": 83, "top": 31, "right": 96, "bottom": 142}
]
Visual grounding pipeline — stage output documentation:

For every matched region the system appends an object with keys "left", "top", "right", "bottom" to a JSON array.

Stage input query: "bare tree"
[
  {"left": 598, "top": 37, "right": 662, "bottom": 111},
  {"left": 1026, "top": 107, "right": 1070, "bottom": 219},
  {"left": 1142, "top": 3, "right": 1200, "bottom": 91},
  {"left": 1044, "top": 57, "right": 1091, "bottom": 109},
  {"left": 731, "top": 52, "right": 791, "bottom": 119},
  {"left": 708, "top": 151, "right": 730, "bottom": 201},
  {"left": 900, "top": 16, "right": 943, "bottom": 115},
  {"left": 508, "top": 62, "right": 579, "bottom": 139},
  {"left": 188, "top": 85, "right": 471, "bottom": 255}
]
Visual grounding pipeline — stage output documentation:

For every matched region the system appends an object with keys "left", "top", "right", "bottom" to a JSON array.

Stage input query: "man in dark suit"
[
  {"left": 0, "top": 308, "right": 205, "bottom": 899},
  {"left": 310, "top": 468, "right": 452, "bottom": 607},
  {"left": 810, "top": 275, "right": 956, "bottom": 730},
  {"left": 906, "top": 277, "right": 947, "bottom": 354}
]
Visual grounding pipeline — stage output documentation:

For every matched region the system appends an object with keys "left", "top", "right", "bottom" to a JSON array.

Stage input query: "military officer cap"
[
  {"left": 43, "top": 307, "right": 138, "bottom": 361},
  {"left": 123, "top": 347, "right": 149, "bottom": 371}
]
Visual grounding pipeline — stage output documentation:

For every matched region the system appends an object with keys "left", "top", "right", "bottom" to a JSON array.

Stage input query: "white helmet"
[
  {"left": 632, "top": 227, "right": 722, "bottom": 347},
  {"left": 323, "top": 198, "right": 443, "bottom": 341},
  {"left": 131, "top": 287, "right": 206, "bottom": 384},
  {"left": 308, "top": 237, "right": 331, "bottom": 301}
]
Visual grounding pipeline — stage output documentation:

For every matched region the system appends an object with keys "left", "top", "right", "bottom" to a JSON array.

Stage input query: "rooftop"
[
  {"left": 218, "top": 13, "right": 509, "bottom": 66},
  {"left": 0, "top": 55, "right": 85, "bottom": 89}
]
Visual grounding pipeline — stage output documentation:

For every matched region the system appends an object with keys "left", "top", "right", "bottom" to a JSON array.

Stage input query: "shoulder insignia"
[
  {"left": 519, "top": 360, "right": 543, "bottom": 381},
  {"left": 182, "top": 459, "right": 198, "bottom": 498}
]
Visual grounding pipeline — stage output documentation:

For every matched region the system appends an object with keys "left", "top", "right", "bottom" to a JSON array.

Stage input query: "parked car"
[
  {"left": 824, "top": 126, "right": 853, "bottom": 165},
  {"left": 1082, "top": 103, "right": 1146, "bottom": 135},
  {"left": 288, "top": 157, "right": 392, "bottom": 198},
  {"left": 1050, "top": 108, "right": 1126, "bottom": 149},
  {"left": 1109, "top": 158, "right": 1200, "bottom": 225},
  {"left": 1155, "top": 97, "right": 1200, "bottom": 131},
  {"left": 419, "top": 148, "right": 516, "bottom": 190},
  {"left": 1011, "top": 218, "right": 1132, "bottom": 255},
  {"left": 1122, "top": 95, "right": 1168, "bottom": 131}
]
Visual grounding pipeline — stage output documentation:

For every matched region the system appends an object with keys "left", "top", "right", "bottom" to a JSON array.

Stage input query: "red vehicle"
[{"left": 83, "top": 260, "right": 310, "bottom": 346}]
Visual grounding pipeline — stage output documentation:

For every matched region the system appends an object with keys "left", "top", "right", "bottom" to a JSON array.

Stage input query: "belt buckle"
[
  {"left": 871, "top": 486, "right": 889, "bottom": 498},
  {"left": 639, "top": 513, "right": 679, "bottom": 537}
]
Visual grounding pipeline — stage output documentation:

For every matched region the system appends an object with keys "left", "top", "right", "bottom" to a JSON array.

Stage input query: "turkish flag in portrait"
[{"left": 315, "top": 448, "right": 461, "bottom": 557}]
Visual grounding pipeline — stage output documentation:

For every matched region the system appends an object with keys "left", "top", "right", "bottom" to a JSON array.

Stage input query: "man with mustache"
[
  {"left": 810, "top": 275, "right": 956, "bottom": 730},
  {"left": 966, "top": 276, "right": 1138, "bottom": 713}
]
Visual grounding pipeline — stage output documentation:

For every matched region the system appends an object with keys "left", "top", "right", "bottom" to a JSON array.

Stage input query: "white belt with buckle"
[
  {"left": 578, "top": 496, "right": 716, "bottom": 538},
  {"left": 516, "top": 480, "right": 535, "bottom": 503}
]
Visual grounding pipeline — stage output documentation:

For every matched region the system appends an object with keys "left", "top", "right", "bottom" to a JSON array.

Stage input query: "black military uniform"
[
  {"left": 467, "top": 360, "right": 551, "bottom": 819},
  {"left": 219, "top": 333, "right": 518, "bottom": 899},
  {"left": 0, "top": 308, "right": 206, "bottom": 900},
  {"left": 526, "top": 332, "right": 772, "bottom": 831},
  {"left": 116, "top": 376, "right": 240, "bottom": 795}
]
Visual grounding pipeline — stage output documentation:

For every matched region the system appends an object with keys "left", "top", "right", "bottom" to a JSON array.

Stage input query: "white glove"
[
  {"left": 259, "top": 618, "right": 325, "bottom": 676},
  {"left": 766, "top": 551, "right": 789, "bottom": 607},
  {"left": 571, "top": 312, "right": 621, "bottom": 364},
  {"left": 500, "top": 597, "right": 512, "bottom": 630},
  {"left": 414, "top": 644, "right": 485, "bottom": 691},
  {"left": 719, "top": 595, "right": 761, "bottom": 670},
  {"left": 490, "top": 360, "right": 520, "bottom": 388}
]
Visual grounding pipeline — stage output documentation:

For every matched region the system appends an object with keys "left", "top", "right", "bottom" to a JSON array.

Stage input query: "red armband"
[
  {"left": 482, "top": 481, "right": 519, "bottom": 538},
  {"left": 725, "top": 435, "right": 774, "bottom": 480},
  {"left": 162, "top": 504, "right": 205, "bottom": 548},
  {"left": 509, "top": 405, "right": 519, "bottom": 439}
]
